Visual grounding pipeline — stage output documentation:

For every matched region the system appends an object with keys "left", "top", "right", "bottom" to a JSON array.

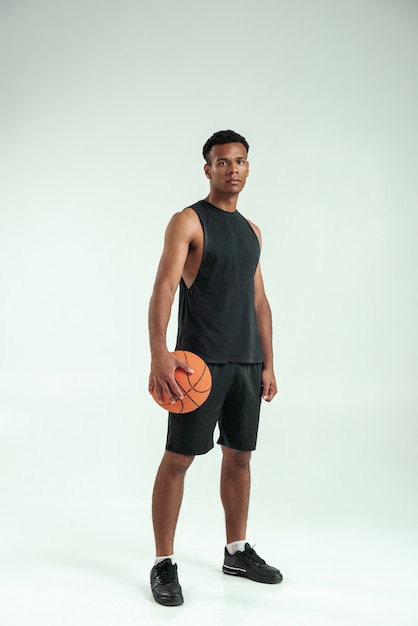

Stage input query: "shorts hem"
[
  {"left": 166, "top": 443, "right": 215, "bottom": 456},
  {"left": 217, "top": 440, "right": 257, "bottom": 452}
]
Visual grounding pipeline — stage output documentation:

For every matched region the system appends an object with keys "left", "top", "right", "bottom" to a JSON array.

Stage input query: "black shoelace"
[
  {"left": 157, "top": 561, "right": 177, "bottom": 584},
  {"left": 243, "top": 545, "right": 266, "bottom": 564}
]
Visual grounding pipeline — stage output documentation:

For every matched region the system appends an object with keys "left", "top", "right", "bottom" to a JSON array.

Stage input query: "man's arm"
[
  {"left": 249, "top": 220, "right": 277, "bottom": 402},
  {"left": 148, "top": 210, "right": 196, "bottom": 404}
]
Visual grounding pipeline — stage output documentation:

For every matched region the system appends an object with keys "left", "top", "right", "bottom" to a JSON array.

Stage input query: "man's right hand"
[{"left": 148, "top": 351, "right": 194, "bottom": 405}]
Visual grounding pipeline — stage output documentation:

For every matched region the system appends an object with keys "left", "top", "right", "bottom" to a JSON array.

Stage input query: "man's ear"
[{"left": 204, "top": 163, "right": 211, "bottom": 179}]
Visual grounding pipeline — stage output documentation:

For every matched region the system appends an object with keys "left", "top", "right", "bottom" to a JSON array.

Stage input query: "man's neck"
[{"left": 204, "top": 192, "right": 239, "bottom": 212}]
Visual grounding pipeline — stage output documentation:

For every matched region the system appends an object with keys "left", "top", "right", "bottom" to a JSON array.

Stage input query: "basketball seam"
[{"left": 177, "top": 350, "right": 211, "bottom": 413}]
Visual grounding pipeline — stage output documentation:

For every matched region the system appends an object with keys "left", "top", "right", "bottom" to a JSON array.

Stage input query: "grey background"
[{"left": 1, "top": 1, "right": 417, "bottom": 622}]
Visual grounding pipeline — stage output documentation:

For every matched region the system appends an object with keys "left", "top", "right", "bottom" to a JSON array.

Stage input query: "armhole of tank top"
[
  {"left": 181, "top": 206, "right": 206, "bottom": 291},
  {"left": 245, "top": 217, "right": 261, "bottom": 254}
]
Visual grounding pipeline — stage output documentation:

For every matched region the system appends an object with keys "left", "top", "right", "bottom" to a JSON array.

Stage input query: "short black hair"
[{"left": 202, "top": 130, "right": 249, "bottom": 164}]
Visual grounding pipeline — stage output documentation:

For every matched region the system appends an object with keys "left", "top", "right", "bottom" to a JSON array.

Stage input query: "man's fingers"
[
  {"left": 153, "top": 378, "right": 184, "bottom": 404},
  {"left": 262, "top": 381, "right": 278, "bottom": 402},
  {"left": 174, "top": 358, "right": 194, "bottom": 375},
  {"left": 149, "top": 357, "right": 193, "bottom": 405},
  {"left": 164, "top": 380, "right": 184, "bottom": 404}
]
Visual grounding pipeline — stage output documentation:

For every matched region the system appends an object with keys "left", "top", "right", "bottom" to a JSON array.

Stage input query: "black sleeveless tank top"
[{"left": 175, "top": 200, "right": 263, "bottom": 364}]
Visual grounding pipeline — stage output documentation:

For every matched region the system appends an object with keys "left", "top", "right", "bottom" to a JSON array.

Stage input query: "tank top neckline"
[{"left": 201, "top": 199, "right": 239, "bottom": 215}]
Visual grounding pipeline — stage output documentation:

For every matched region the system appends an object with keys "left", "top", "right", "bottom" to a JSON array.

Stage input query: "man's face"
[{"left": 204, "top": 142, "right": 249, "bottom": 194}]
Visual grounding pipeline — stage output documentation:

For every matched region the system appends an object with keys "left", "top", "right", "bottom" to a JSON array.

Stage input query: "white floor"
[{"left": 1, "top": 496, "right": 417, "bottom": 626}]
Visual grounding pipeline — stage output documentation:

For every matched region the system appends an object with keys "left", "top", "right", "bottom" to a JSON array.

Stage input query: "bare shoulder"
[
  {"left": 182, "top": 206, "right": 201, "bottom": 228},
  {"left": 247, "top": 218, "right": 262, "bottom": 247},
  {"left": 165, "top": 207, "right": 201, "bottom": 240}
]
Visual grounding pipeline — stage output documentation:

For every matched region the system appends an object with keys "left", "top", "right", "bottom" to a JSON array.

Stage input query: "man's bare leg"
[
  {"left": 220, "top": 445, "right": 283, "bottom": 584},
  {"left": 220, "top": 446, "right": 251, "bottom": 544},
  {"left": 152, "top": 450, "right": 194, "bottom": 556}
]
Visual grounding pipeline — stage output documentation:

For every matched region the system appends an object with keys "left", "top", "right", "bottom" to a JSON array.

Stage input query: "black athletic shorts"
[{"left": 165, "top": 363, "right": 263, "bottom": 456}]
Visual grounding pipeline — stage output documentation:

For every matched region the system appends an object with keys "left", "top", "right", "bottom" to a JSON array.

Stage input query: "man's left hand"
[{"left": 261, "top": 368, "right": 277, "bottom": 402}]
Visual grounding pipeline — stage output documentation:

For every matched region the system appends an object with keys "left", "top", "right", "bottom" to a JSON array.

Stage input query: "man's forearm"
[{"left": 148, "top": 289, "right": 175, "bottom": 358}]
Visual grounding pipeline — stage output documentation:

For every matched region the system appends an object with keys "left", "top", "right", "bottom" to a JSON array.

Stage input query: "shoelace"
[
  {"left": 243, "top": 544, "right": 266, "bottom": 564},
  {"left": 157, "top": 562, "right": 177, "bottom": 584}
]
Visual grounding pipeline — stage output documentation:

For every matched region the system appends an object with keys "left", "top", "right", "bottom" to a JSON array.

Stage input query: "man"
[{"left": 148, "top": 130, "right": 282, "bottom": 606}]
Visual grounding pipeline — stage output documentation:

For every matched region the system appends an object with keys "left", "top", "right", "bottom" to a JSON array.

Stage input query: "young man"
[{"left": 148, "top": 130, "right": 282, "bottom": 606}]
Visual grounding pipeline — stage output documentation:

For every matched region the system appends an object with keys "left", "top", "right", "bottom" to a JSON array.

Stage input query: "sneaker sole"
[
  {"left": 222, "top": 564, "right": 283, "bottom": 584},
  {"left": 152, "top": 592, "right": 184, "bottom": 606}
]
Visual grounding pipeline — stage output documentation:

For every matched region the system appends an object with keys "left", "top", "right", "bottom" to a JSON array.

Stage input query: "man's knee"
[
  {"left": 222, "top": 446, "right": 252, "bottom": 469},
  {"left": 163, "top": 450, "right": 195, "bottom": 474}
]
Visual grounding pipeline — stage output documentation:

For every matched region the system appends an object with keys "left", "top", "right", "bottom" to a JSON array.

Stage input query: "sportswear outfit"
[{"left": 152, "top": 200, "right": 283, "bottom": 606}]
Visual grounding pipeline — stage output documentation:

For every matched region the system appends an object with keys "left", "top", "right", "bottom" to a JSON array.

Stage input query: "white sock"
[
  {"left": 226, "top": 540, "right": 247, "bottom": 555},
  {"left": 154, "top": 554, "right": 175, "bottom": 566}
]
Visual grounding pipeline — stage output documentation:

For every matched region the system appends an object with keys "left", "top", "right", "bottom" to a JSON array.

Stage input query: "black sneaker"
[
  {"left": 150, "top": 558, "right": 184, "bottom": 606},
  {"left": 223, "top": 543, "right": 283, "bottom": 584}
]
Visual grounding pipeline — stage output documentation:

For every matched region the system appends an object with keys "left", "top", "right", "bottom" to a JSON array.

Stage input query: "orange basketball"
[{"left": 152, "top": 350, "right": 212, "bottom": 414}]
